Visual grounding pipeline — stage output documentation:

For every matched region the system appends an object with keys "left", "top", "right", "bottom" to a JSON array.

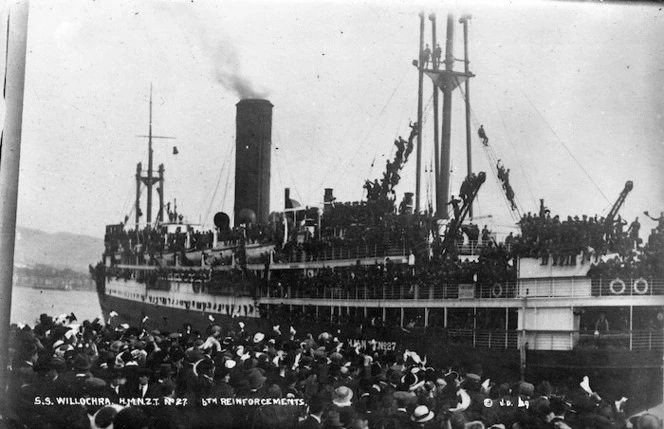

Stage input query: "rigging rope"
[
  {"left": 359, "top": 91, "right": 434, "bottom": 201},
  {"left": 480, "top": 47, "right": 612, "bottom": 207},
  {"left": 274, "top": 126, "right": 304, "bottom": 205},
  {"left": 327, "top": 67, "right": 411, "bottom": 194},
  {"left": 517, "top": 87, "right": 611, "bottom": 205},
  {"left": 119, "top": 182, "right": 136, "bottom": 222},
  {"left": 274, "top": 130, "right": 288, "bottom": 205},
  {"left": 203, "top": 141, "right": 234, "bottom": 227},
  {"left": 454, "top": 77, "right": 522, "bottom": 223},
  {"left": 495, "top": 102, "right": 539, "bottom": 210},
  {"left": 125, "top": 185, "right": 145, "bottom": 224}
]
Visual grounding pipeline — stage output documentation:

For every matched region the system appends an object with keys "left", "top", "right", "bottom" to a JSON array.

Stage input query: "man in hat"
[
  {"left": 530, "top": 380, "right": 554, "bottom": 414},
  {"left": 643, "top": 210, "right": 664, "bottom": 233},
  {"left": 461, "top": 374, "right": 486, "bottom": 422},
  {"left": 212, "top": 358, "right": 235, "bottom": 398},
  {"left": 42, "top": 356, "right": 68, "bottom": 396},
  {"left": 253, "top": 384, "right": 301, "bottom": 429},
  {"left": 193, "top": 358, "right": 216, "bottom": 403},
  {"left": 246, "top": 368, "right": 268, "bottom": 398},
  {"left": 410, "top": 405, "right": 436, "bottom": 429},
  {"left": 386, "top": 391, "right": 415, "bottom": 429},
  {"left": 329, "top": 386, "right": 356, "bottom": 427},
  {"left": 300, "top": 357, "right": 320, "bottom": 401},
  {"left": 229, "top": 352, "right": 252, "bottom": 388},
  {"left": 107, "top": 368, "right": 132, "bottom": 400},
  {"left": 177, "top": 347, "right": 205, "bottom": 396},
  {"left": 323, "top": 410, "right": 346, "bottom": 429},
  {"left": 548, "top": 397, "right": 573, "bottom": 429},
  {"left": 134, "top": 367, "right": 152, "bottom": 399},
  {"left": 58, "top": 353, "right": 93, "bottom": 397},
  {"left": 382, "top": 369, "right": 401, "bottom": 403},
  {"left": 297, "top": 398, "right": 325, "bottom": 429},
  {"left": 151, "top": 363, "right": 174, "bottom": 389}
]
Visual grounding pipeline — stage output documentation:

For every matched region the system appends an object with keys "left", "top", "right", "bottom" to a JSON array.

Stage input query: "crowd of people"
[
  {"left": 6, "top": 313, "right": 652, "bottom": 429},
  {"left": 515, "top": 207, "right": 638, "bottom": 261},
  {"left": 265, "top": 247, "right": 515, "bottom": 302},
  {"left": 510, "top": 204, "right": 664, "bottom": 281}
]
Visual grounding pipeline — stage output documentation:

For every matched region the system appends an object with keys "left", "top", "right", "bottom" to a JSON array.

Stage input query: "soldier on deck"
[
  {"left": 644, "top": 210, "right": 664, "bottom": 233},
  {"left": 628, "top": 217, "right": 641, "bottom": 247},
  {"left": 481, "top": 225, "right": 491, "bottom": 245}
]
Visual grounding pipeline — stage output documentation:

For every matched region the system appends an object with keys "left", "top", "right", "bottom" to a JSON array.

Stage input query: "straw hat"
[{"left": 411, "top": 405, "right": 434, "bottom": 423}]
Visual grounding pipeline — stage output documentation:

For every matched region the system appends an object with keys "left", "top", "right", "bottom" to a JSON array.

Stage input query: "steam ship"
[{"left": 93, "top": 13, "right": 663, "bottom": 414}]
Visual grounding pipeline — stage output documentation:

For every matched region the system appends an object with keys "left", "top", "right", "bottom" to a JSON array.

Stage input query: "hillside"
[{"left": 14, "top": 227, "right": 104, "bottom": 273}]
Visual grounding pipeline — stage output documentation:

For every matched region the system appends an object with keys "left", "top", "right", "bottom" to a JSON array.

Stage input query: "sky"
[{"left": 2, "top": 0, "right": 664, "bottom": 239}]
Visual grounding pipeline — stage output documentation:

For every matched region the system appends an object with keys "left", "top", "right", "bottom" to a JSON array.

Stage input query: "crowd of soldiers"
[
  {"left": 514, "top": 208, "right": 636, "bottom": 262},
  {"left": 510, "top": 204, "right": 664, "bottom": 280},
  {"left": 263, "top": 252, "right": 515, "bottom": 304},
  {"left": 5, "top": 313, "right": 654, "bottom": 429}
]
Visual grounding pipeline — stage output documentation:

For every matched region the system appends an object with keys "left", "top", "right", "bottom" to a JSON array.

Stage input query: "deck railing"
[
  {"left": 109, "top": 265, "right": 664, "bottom": 299},
  {"left": 274, "top": 243, "right": 409, "bottom": 264},
  {"left": 407, "top": 328, "right": 662, "bottom": 351},
  {"left": 258, "top": 277, "right": 664, "bottom": 301},
  {"left": 272, "top": 240, "right": 512, "bottom": 264},
  {"left": 590, "top": 277, "right": 663, "bottom": 297},
  {"left": 525, "top": 329, "right": 664, "bottom": 351}
]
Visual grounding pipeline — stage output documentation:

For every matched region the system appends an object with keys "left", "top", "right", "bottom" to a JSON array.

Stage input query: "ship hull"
[
  {"left": 98, "top": 292, "right": 268, "bottom": 333},
  {"left": 97, "top": 276, "right": 263, "bottom": 333}
]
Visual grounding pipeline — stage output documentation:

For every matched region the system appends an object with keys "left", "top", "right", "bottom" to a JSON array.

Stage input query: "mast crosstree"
[
  {"left": 135, "top": 85, "right": 175, "bottom": 227},
  {"left": 416, "top": 13, "right": 475, "bottom": 219}
]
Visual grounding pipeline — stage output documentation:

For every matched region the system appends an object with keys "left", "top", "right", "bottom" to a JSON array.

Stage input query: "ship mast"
[
  {"left": 147, "top": 88, "right": 154, "bottom": 225},
  {"left": 430, "top": 14, "right": 440, "bottom": 217},
  {"left": 136, "top": 85, "right": 175, "bottom": 228},
  {"left": 439, "top": 14, "right": 454, "bottom": 219},
  {"left": 415, "top": 13, "right": 425, "bottom": 213},
  {"left": 422, "top": 13, "right": 474, "bottom": 218},
  {"left": 460, "top": 14, "right": 473, "bottom": 218}
]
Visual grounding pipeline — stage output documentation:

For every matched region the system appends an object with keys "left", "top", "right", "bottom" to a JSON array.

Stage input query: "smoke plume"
[
  {"left": 153, "top": 3, "right": 269, "bottom": 100},
  {"left": 211, "top": 40, "right": 268, "bottom": 100}
]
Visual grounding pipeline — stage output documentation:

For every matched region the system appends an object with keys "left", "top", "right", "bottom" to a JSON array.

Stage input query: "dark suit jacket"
[{"left": 295, "top": 415, "right": 323, "bottom": 429}]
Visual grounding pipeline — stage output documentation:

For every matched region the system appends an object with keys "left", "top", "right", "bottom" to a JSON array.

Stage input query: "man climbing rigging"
[
  {"left": 478, "top": 125, "right": 489, "bottom": 146},
  {"left": 448, "top": 195, "right": 462, "bottom": 219}
]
